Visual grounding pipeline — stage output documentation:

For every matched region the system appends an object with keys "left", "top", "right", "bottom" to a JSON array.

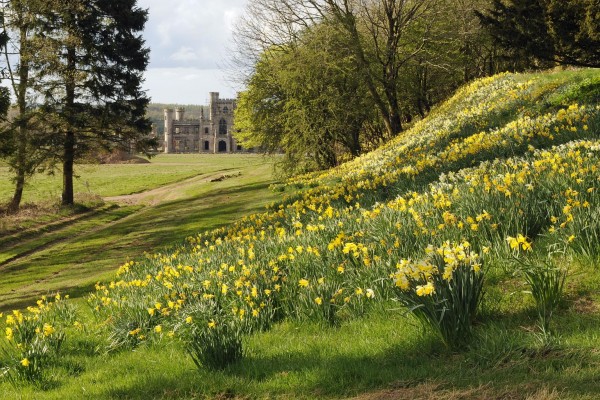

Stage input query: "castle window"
[
  {"left": 218, "top": 140, "right": 227, "bottom": 152},
  {"left": 223, "top": 106, "right": 228, "bottom": 114},
  {"left": 204, "top": 141, "right": 210, "bottom": 151},
  {"left": 219, "top": 119, "right": 227, "bottom": 135},
  {"left": 205, "top": 127, "right": 209, "bottom": 134}
]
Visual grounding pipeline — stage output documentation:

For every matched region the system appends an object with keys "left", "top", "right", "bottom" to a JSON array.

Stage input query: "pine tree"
[
  {"left": 477, "top": 0, "right": 600, "bottom": 68},
  {"left": 33, "top": 0, "right": 151, "bottom": 206}
]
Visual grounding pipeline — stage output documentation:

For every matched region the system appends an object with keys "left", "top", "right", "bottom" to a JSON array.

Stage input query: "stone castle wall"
[{"left": 164, "top": 92, "right": 243, "bottom": 154}]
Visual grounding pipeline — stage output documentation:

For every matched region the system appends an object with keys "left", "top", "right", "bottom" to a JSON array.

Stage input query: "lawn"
[{"left": 0, "top": 153, "right": 272, "bottom": 204}]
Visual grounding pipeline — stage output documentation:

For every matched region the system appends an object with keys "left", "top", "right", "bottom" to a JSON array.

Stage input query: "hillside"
[{"left": 2, "top": 69, "right": 600, "bottom": 399}]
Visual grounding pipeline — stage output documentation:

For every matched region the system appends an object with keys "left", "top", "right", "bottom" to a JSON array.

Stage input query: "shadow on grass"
[
  {"left": 101, "top": 332, "right": 600, "bottom": 400},
  {"left": 0, "top": 180, "right": 278, "bottom": 311}
]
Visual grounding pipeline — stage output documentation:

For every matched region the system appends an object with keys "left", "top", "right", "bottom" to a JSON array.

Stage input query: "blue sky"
[{"left": 138, "top": 0, "right": 247, "bottom": 104}]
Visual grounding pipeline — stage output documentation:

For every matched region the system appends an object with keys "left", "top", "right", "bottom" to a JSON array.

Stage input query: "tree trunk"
[
  {"left": 7, "top": 23, "right": 30, "bottom": 214},
  {"left": 7, "top": 169, "right": 25, "bottom": 214},
  {"left": 62, "top": 46, "right": 76, "bottom": 206},
  {"left": 61, "top": 130, "right": 75, "bottom": 206},
  {"left": 386, "top": 88, "right": 403, "bottom": 135}
]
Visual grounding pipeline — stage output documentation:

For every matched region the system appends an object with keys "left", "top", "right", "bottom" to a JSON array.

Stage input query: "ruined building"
[{"left": 163, "top": 92, "right": 242, "bottom": 153}]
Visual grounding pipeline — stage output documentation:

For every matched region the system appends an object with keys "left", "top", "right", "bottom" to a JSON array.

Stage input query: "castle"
[{"left": 163, "top": 92, "right": 242, "bottom": 153}]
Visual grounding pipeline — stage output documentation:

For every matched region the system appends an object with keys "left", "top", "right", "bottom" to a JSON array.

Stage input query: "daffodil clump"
[
  {"left": 0, "top": 294, "right": 71, "bottom": 383},
  {"left": 392, "top": 241, "right": 484, "bottom": 348}
]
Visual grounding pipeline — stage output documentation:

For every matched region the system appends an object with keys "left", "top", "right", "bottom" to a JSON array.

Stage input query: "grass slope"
[{"left": 1, "top": 69, "right": 600, "bottom": 399}]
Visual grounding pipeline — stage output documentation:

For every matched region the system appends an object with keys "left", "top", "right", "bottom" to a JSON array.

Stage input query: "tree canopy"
[
  {"left": 477, "top": 0, "right": 600, "bottom": 68},
  {"left": 233, "top": 0, "right": 504, "bottom": 176}
]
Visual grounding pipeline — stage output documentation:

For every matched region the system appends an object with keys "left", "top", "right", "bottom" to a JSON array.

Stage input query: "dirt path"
[{"left": 103, "top": 170, "right": 241, "bottom": 205}]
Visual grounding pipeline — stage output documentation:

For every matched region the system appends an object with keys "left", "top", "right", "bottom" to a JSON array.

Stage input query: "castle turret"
[
  {"left": 164, "top": 108, "right": 174, "bottom": 153},
  {"left": 175, "top": 107, "right": 185, "bottom": 121}
]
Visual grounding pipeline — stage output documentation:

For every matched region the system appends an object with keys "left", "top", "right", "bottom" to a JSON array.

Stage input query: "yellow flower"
[
  {"left": 506, "top": 236, "right": 519, "bottom": 249},
  {"left": 568, "top": 235, "right": 576, "bottom": 243},
  {"left": 43, "top": 324, "right": 55, "bottom": 337},
  {"left": 20, "top": 358, "right": 30, "bottom": 367},
  {"left": 129, "top": 328, "right": 141, "bottom": 336},
  {"left": 298, "top": 279, "right": 309, "bottom": 288},
  {"left": 416, "top": 282, "right": 435, "bottom": 296},
  {"left": 154, "top": 325, "right": 162, "bottom": 333},
  {"left": 147, "top": 308, "right": 155, "bottom": 316},
  {"left": 314, "top": 297, "right": 323, "bottom": 305},
  {"left": 208, "top": 320, "right": 216, "bottom": 329},
  {"left": 185, "top": 316, "right": 193, "bottom": 324}
]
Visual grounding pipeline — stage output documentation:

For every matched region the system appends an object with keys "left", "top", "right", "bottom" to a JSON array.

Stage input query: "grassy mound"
[{"left": 2, "top": 69, "right": 600, "bottom": 398}]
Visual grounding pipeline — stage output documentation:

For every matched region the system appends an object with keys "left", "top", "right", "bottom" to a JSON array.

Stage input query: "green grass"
[
  {"left": 0, "top": 154, "right": 269, "bottom": 203},
  {"left": 0, "top": 155, "right": 279, "bottom": 310},
  {"left": 1, "top": 301, "right": 599, "bottom": 399}
]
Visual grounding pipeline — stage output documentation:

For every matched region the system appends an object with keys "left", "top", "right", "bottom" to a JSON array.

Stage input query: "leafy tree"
[
  {"left": 477, "top": 0, "right": 600, "bottom": 68},
  {"left": 235, "top": 0, "right": 443, "bottom": 138},
  {"left": 235, "top": 22, "right": 378, "bottom": 175},
  {"left": 32, "top": 0, "right": 151, "bottom": 206}
]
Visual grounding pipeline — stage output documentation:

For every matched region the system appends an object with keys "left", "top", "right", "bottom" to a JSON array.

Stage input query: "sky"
[{"left": 138, "top": 0, "right": 248, "bottom": 105}]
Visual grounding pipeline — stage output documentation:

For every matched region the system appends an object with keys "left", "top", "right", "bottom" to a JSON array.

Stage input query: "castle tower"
[
  {"left": 175, "top": 107, "right": 185, "bottom": 121},
  {"left": 164, "top": 108, "right": 174, "bottom": 153},
  {"left": 209, "top": 92, "right": 219, "bottom": 121}
]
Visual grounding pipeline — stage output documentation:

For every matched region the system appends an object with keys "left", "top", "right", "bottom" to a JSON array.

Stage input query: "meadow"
[
  {"left": 1, "top": 69, "right": 600, "bottom": 399},
  {"left": 0, "top": 154, "right": 271, "bottom": 205}
]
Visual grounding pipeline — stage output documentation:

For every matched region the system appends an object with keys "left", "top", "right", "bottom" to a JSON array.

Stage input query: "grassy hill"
[{"left": 2, "top": 69, "right": 600, "bottom": 399}]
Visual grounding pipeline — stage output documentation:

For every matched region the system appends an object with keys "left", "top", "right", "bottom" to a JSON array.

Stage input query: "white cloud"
[
  {"left": 143, "top": 68, "right": 240, "bottom": 105},
  {"left": 137, "top": 0, "right": 248, "bottom": 103},
  {"left": 170, "top": 46, "right": 201, "bottom": 62}
]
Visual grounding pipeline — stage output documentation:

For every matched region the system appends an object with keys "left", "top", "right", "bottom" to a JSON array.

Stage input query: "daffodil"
[{"left": 416, "top": 282, "right": 435, "bottom": 296}]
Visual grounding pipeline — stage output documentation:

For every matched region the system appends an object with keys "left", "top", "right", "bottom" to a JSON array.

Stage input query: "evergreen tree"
[
  {"left": 32, "top": 0, "right": 151, "bottom": 206},
  {"left": 477, "top": 0, "right": 600, "bottom": 68}
]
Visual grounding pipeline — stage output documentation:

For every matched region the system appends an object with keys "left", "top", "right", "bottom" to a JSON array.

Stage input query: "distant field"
[{"left": 0, "top": 154, "right": 271, "bottom": 204}]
